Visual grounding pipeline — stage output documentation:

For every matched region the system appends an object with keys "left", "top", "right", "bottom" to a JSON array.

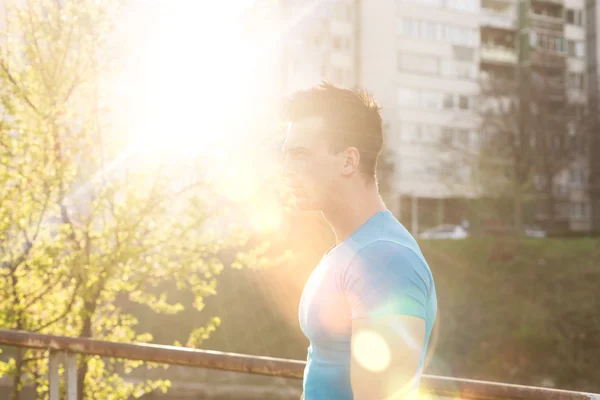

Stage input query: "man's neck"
[{"left": 322, "top": 185, "right": 387, "bottom": 244}]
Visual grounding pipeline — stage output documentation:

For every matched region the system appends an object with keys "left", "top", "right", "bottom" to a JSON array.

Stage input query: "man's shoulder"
[{"left": 353, "top": 240, "right": 426, "bottom": 268}]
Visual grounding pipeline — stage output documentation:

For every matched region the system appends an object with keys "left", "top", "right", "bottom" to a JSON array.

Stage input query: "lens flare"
[{"left": 352, "top": 330, "right": 391, "bottom": 373}]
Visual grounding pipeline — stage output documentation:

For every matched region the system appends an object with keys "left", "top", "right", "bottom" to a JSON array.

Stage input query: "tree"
[
  {"left": 589, "top": 91, "right": 600, "bottom": 233},
  {"left": 0, "top": 1, "right": 281, "bottom": 399},
  {"left": 528, "top": 71, "right": 590, "bottom": 232},
  {"left": 474, "top": 68, "right": 588, "bottom": 233}
]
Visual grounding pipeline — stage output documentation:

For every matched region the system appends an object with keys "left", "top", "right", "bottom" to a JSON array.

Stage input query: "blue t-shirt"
[{"left": 298, "top": 210, "right": 437, "bottom": 399}]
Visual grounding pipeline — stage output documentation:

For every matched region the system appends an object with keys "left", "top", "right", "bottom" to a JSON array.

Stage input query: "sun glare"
[
  {"left": 108, "top": 0, "right": 284, "bottom": 215},
  {"left": 251, "top": 202, "right": 282, "bottom": 233},
  {"left": 122, "top": 0, "right": 274, "bottom": 160},
  {"left": 352, "top": 330, "right": 391, "bottom": 373}
]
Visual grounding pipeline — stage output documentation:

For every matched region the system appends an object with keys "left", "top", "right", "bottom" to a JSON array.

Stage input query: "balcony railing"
[
  {"left": 481, "top": 9, "right": 517, "bottom": 30},
  {"left": 532, "top": 0, "right": 564, "bottom": 5},
  {"left": 531, "top": 49, "right": 567, "bottom": 70},
  {"left": 0, "top": 329, "right": 599, "bottom": 400},
  {"left": 480, "top": 45, "right": 518, "bottom": 64},
  {"left": 530, "top": 12, "right": 564, "bottom": 31}
]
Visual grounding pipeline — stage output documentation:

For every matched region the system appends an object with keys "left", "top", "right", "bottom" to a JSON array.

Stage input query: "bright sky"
[{"left": 106, "top": 0, "right": 284, "bottom": 232}]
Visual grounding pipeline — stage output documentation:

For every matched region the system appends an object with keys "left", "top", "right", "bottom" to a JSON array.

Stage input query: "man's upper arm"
[
  {"left": 351, "top": 315, "right": 425, "bottom": 399},
  {"left": 343, "top": 241, "right": 432, "bottom": 399}
]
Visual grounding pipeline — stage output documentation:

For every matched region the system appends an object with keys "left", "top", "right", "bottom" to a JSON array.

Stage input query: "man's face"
[{"left": 282, "top": 116, "right": 344, "bottom": 211}]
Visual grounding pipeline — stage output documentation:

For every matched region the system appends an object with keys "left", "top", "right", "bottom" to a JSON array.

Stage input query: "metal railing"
[{"left": 0, "top": 329, "right": 598, "bottom": 400}]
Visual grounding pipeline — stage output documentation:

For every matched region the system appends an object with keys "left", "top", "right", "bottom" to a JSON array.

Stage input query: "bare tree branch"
[
  {"left": 20, "top": 271, "right": 67, "bottom": 311},
  {"left": 24, "top": 0, "right": 53, "bottom": 97},
  {"left": 33, "top": 279, "right": 81, "bottom": 333}
]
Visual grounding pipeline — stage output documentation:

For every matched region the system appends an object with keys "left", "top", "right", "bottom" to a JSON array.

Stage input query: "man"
[{"left": 281, "top": 82, "right": 437, "bottom": 400}]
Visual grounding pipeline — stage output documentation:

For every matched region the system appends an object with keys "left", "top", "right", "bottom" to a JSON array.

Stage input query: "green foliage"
[
  {"left": 420, "top": 238, "right": 600, "bottom": 392},
  {"left": 181, "top": 230, "right": 600, "bottom": 393},
  {"left": 0, "top": 1, "right": 279, "bottom": 399}
]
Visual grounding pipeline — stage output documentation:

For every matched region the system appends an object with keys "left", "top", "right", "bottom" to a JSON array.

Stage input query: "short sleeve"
[{"left": 342, "top": 241, "right": 431, "bottom": 320}]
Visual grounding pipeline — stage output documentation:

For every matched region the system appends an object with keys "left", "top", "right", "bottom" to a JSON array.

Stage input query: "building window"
[
  {"left": 398, "top": 53, "right": 438, "bottom": 74},
  {"left": 399, "top": 123, "right": 421, "bottom": 143},
  {"left": 440, "top": 59, "right": 477, "bottom": 79},
  {"left": 398, "top": 123, "right": 477, "bottom": 147},
  {"left": 537, "top": 33, "right": 565, "bottom": 53},
  {"left": 566, "top": 9, "right": 575, "bottom": 24},
  {"left": 400, "top": 19, "right": 419, "bottom": 37},
  {"left": 421, "top": 125, "right": 441, "bottom": 143},
  {"left": 398, "top": 53, "right": 422, "bottom": 72},
  {"left": 398, "top": 53, "right": 476, "bottom": 79},
  {"left": 571, "top": 202, "right": 589, "bottom": 219},
  {"left": 443, "top": 94, "right": 454, "bottom": 109},
  {"left": 469, "top": 131, "right": 480, "bottom": 148},
  {"left": 568, "top": 72, "right": 585, "bottom": 90},
  {"left": 458, "top": 95, "right": 470, "bottom": 110},
  {"left": 568, "top": 40, "right": 585, "bottom": 57},
  {"left": 422, "top": 91, "right": 443, "bottom": 109},
  {"left": 570, "top": 168, "right": 589, "bottom": 187},
  {"left": 566, "top": 8, "right": 583, "bottom": 26},
  {"left": 398, "top": 88, "right": 420, "bottom": 107},
  {"left": 421, "top": 21, "right": 441, "bottom": 41},
  {"left": 576, "top": 42, "right": 585, "bottom": 57},
  {"left": 553, "top": 36, "right": 564, "bottom": 52},
  {"left": 398, "top": 88, "right": 472, "bottom": 111},
  {"left": 441, "top": 127, "right": 454, "bottom": 146},
  {"left": 455, "top": 129, "right": 470, "bottom": 147},
  {"left": 399, "top": 18, "right": 478, "bottom": 47}
]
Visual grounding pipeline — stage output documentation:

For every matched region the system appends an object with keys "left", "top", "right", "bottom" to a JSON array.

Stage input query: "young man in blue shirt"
[{"left": 281, "top": 82, "right": 437, "bottom": 400}]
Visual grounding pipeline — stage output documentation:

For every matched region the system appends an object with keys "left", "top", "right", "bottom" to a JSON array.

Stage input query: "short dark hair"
[{"left": 282, "top": 81, "right": 383, "bottom": 181}]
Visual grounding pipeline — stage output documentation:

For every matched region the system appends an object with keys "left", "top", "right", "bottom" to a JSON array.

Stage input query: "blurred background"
[{"left": 0, "top": 0, "right": 599, "bottom": 399}]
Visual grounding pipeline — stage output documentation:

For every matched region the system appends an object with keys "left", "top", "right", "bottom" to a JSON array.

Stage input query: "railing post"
[
  {"left": 65, "top": 353, "right": 78, "bottom": 400},
  {"left": 48, "top": 350, "right": 61, "bottom": 400}
]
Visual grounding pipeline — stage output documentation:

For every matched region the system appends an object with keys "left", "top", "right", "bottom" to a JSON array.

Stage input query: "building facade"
[{"left": 278, "top": 0, "right": 595, "bottom": 233}]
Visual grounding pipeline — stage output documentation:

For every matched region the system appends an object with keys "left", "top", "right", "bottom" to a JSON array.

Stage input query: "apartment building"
[
  {"left": 278, "top": 0, "right": 594, "bottom": 233},
  {"left": 361, "top": 0, "right": 481, "bottom": 228},
  {"left": 279, "top": 0, "right": 358, "bottom": 92}
]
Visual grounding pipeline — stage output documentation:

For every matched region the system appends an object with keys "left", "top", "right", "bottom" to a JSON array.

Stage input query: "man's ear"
[{"left": 341, "top": 147, "right": 360, "bottom": 176}]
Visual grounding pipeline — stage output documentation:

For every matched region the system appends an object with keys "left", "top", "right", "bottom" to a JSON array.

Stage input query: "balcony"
[
  {"left": 480, "top": 44, "right": 518, "bottom": 64},
  {"left": 533, "top": 0, "right": 564, "bottom": 5},
  {"left": 481, "top": 9, "right": 517, "bottom": 31},
  {"left": 530, "top": 49, "right": 567, "bottom": 70},
  {"left": 530, "top": 13, "right": 564, "bottom": 32},
  {"left": 530, "top": 0, "right": 564, "bottom": 31}
]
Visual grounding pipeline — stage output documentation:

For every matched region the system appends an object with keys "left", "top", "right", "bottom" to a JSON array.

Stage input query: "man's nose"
[{"left": 281, "top": 161, "right": 297, "bottom": 186}]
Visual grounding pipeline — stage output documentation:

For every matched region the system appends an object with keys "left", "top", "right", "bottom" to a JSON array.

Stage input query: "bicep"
[{"left": 351, "top": 315, "right": 425, "bottom": 400}]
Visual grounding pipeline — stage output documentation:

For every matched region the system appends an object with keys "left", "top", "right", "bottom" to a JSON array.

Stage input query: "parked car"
[
  {"left": 524, "top": 226, "right": 547, "bottom": 238},
  {"left": 419, "top": 224, "right": 469, "bottom": 240}
]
